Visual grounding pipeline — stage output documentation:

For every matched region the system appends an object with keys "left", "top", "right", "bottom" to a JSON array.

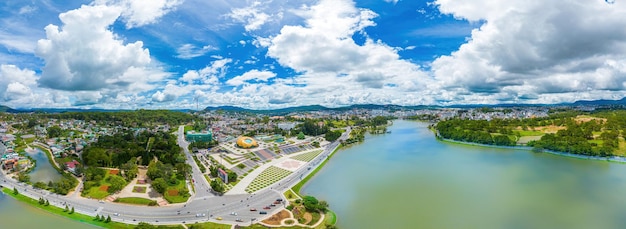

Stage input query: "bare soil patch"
[
  {"left": 167, "top": 189, "right": 179, "bottom": 196},
  {"left": 262, "top": 210, "right": 291, "bottom": 225},
  {"left": 99, "top": 185, "right": 109, "bottom": 191},
  {"left": 302, "top": 212, "right": 312, "bottom": 225},
  {"left": 108, "top": 169, "right": 119, "bottom": 175}
]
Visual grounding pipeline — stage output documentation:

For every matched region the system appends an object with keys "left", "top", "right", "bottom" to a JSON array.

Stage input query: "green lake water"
[
  {"left": 0, "top": 192, "right": 98, "bottom": 228},
  {"left": 27, "top": 148, "right": 64, "bottom": 183},
  {"left": 302, "top": 120, "right": 626, "bottom": 229}
]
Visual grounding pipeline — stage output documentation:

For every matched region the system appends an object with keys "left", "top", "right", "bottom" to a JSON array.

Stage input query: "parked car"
[
  {"left": 263, "top": 206, "right": 271, "bottom": 209},
  {"left": 276, "top": 198, "right": 283, "bottom": 202},
  {"left": 235, "top": 218, "right": 243, "bottom": 222},
  {"left": 249, "top": 208, "right": 257, "bottom": 211},
  {"left": 270, "top": 204, "right": 276, "bottom": 207},
  {"left": 259, "top": 211, "right": 267, "bottom": 215},
  {"left": 230, "top": 212, "right": 238, "bottom": 216}
]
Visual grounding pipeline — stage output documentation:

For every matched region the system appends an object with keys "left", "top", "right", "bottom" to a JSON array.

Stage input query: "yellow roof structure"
[{"left": 236, "top": 136, "right": 258, "bottom": 149}]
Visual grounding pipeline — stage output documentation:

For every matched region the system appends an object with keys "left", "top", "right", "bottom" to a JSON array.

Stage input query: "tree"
[
  {"left": 210, "top": 179, "right": 225, "bottom": 194},
  {"left": 151, "top": 178, "right": 167, "bottom": 193},
  {"left": 297, "top": 132, "right": 305, "bottom": 140},
  {"left": 45, "top": 199, "right": 50, "bottom": 206},
  {"left": 107, "top": 175, "right": 127, "bottom": 193},
  {"left": 227, "top": 171, "right": 238, "bottom": 183},
  {"left": 70, "top": 206, "right": 75, "bottom": 214},
  {"left": 33, "top": 181, "right": 47, "bottom": 190},
  {"left": 47, "top": 125, "right": 63, "bottom": 138},
  {"left": 64, "top": 205, "right": 69, "bottom": 212},
  {"left": 135, "top": 222, "right": 157, "bottom": 229},
  {"left": 105, "top": 215, "right": 111, "bottom": 223},
  {"left": 13, "top": 187, "right": 18, "bottom": 195}
]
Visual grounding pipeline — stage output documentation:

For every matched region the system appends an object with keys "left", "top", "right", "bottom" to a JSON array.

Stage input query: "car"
[
  {"left": 249, "top": 208, "right": 257, "bottom": 211},
  {"left": 263, "top": 206, "right": 271, "bottom": 209},
  {"left": 113, "top": 213, "right": 120, "bottom": 216},
  {"left": 276, "top": 198, "right": 283, "bottom": 202},
  {"left": 259, "top": 211, "right": 267, "bottom": 215},
  {"left": 270, "top": 204, "right": 276, "bottom": 207},
  {"left": 235, "top": 218, "right": 243, "bottom": 222},
  {"left": 273, "top": 201, "right": 281, "bottom": 204},
  {"left": 230, "top": 212, "right": 238, "bottom": 216},
  {"left": 216, "top": 217, "right": 223, "bottom": 220}
]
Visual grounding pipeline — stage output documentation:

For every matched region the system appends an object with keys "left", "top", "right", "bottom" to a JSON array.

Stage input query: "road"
[
  {"left": 0, "top": 126, "right": 350, "bottom": 226},
  {"left": 176, "top": 126, "right": 214, "bottom": 199}
]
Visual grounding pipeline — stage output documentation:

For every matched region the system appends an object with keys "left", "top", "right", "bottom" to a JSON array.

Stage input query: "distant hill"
[
  {"left": 572, "top": 97, "right": 626, "bottom": 106},
  {"left": 0, "top": 105, "right": 15, "bottom": 113}
]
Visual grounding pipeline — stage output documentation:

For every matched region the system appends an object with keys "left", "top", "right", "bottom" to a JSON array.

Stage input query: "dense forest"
[
  {"left": 434, "top": 109, "right": 626, "bottom": 157},
  {"left": 82, "top": 130, "right": 183, "bottom": 167}
]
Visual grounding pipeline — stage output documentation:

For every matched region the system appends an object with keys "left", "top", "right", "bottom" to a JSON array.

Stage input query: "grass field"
[
  {"left": 290, "top": 150, "right": 323, "bottom": 162},
  {"left": 514, "top": 130, "right": 544, "bottom": 136},
  {"left": 113, "top": 197, "right": 156, "bottom": 206},
  {"left": 185, "top": 222, "right": 231, "bottom": 229},
  {"left": 245, "top": 166, "right": 292, "bottom": 193},
  {"left": 164, "top": 180, "right": 189, "bottom": 203}
]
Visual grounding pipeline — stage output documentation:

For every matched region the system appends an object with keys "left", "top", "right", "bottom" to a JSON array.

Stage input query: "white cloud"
[
  {"left": 0, "top": 64, "right": 37, "bottom": 101},
  {"left": 384, "top": 0, "right": 399, "bottom": 4},
  {"left": 96, "top": 0, "right": 183, "bottom": 28},
  {"left": 18, "top": 5, "right": 37, "bottom": 15},
  {"left": 226, "top": 70, "right": 277, "bottom": 86},
  {"left": 181, "top": 58, "right": 232, "bottom": 85},
  {"left": 228, "top": 1, "right": 278, "bottom": 32},
  {"left": 176, "top": 43, "right": 215, "bottom": 59},
  {"left": 267, "top": 0, "right": 431, "bottom": 91},
  {"left": 431, "top": 0, "right": 626, "bottom": 104}
]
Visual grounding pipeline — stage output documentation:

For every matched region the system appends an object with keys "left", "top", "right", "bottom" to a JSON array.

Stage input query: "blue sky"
[{"left": 1, "top": 0, "right": 625, "bottom": 109}]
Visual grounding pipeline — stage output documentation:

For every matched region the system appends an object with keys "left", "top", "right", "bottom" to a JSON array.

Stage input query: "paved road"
[
  {"left": 0, "top": 127, "right": 350, "bottom": 226},
  {"left": 177, "top": 126, "right": 214, "bottom": 199}
]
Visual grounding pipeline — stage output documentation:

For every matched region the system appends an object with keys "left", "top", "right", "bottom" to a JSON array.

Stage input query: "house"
[{"left": 65, "top": 160, "right": 80, "bottom": 174}]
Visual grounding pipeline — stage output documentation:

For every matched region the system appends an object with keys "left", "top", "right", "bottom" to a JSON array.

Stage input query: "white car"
[{"left": 230, "top": 212, "right": 237, "bottom": 216}]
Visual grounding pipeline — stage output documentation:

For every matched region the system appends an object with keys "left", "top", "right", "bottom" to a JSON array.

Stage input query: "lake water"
[
  {"left": 27, "top": 148, "right": 63, "bottom": 183},
  {"left": 0, "top": 191, "right": 98, "bottom": 228},
  {"left": 302, "top": 120, "right": 626, "bottom": 229}
]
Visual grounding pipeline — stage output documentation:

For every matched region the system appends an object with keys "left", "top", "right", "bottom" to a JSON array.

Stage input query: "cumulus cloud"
[
  {"left": 0, "top": 64, "right": 37, "bottom": 101},
  {"left": 431, "top": 0, "right": 626, "bottom": 103},
  {"left": 266, "top": 0, "right": 431, "bottom": 92},
  {"left": 226, "top": 70, "right": 276, "bottom": 86},
  {"left": 36, "top": 4, "right": 153, "bottom": 91}
]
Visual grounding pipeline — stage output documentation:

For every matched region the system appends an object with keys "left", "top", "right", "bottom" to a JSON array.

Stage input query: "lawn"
[
  {"left": 132, "top": 186, "right": 147, "bottom": 193},
  {"left": 513, "top": 130, "right": 544, "bottom": 136},
  {"left": 163, "top": 179, "right": 190, "bottom": 203},
  {"left": 185, "top": 222, "right": 231, "bottom": 229},
  {"left": 245, "top": 166, "right": 292, "bottom": 193},
  {"left": 114, "top": 197, "right": 157, "bottom": 206},
  {"left": 82, "top": 173, "right": 126, "bottom": 199},
  {"left": 290, "top": 150, "right": 323, "bottom": 162}
]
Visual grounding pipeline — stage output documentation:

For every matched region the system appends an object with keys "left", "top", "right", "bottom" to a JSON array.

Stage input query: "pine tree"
[
  {"left": 70, "top": 206, "right": 75, "bottom": 214},
  {"left": 13, "top": 187, "right": 18, "bottom": 195},
  {"left": 45, "top": 199, "right": 50, "bottom": 206},
  {"left": 94, "top": 214, "right": 100, "bottom": 221},
  {"left": 64, "top": 205, "right": 69, "bottom": 212},
  {"left": 105, "top": 215, "right": 111, "bottom": 223}
]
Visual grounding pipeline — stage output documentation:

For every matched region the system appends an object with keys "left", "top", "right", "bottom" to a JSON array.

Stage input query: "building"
[
  {"left": 218, "top": 168, "right": 228, "bottom": 183},
  {"left": 236, "top": 136, "right": 258, "bottom": 149},
  {"left": 65, "top": 160, "right": 81, "bottom": 175},
  {"left": 186, "top": 130, "right": 213, "bottom": 142}
]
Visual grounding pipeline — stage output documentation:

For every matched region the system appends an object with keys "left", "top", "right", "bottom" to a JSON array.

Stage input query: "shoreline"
[{"left": 435, "top": 135, "right": 626, "bottom": 163}]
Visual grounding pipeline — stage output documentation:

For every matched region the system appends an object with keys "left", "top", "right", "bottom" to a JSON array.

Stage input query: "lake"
[
  {"left": 302, "top": 120, "right": 626, "bottom": 229},
  {"left": 27, "top": 147, "right": 64, "bottom": 183},
  {"left": 0, "top": 191, "right": 98, "bottom": 228}
]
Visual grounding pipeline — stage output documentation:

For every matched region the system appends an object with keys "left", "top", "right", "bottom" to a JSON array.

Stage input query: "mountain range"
[{"left": 1, "top": 97, "right": 625, "bottom": 114}]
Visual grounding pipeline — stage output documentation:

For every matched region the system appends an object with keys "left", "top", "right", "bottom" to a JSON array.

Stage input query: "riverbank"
[{"left": 435, "top": 134, "right": 626, "bottom": 164}]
